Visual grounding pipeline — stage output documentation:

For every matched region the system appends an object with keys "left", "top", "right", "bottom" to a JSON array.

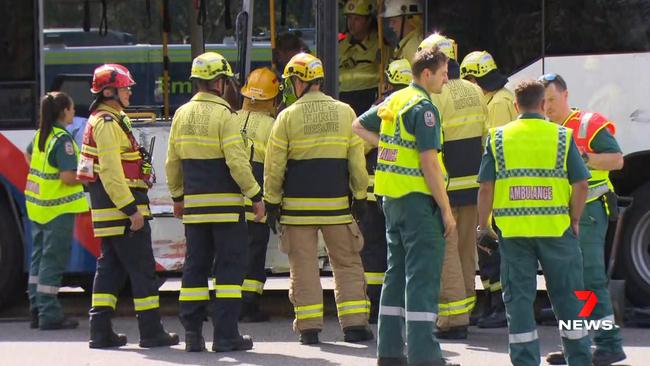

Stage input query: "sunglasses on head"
[{"left": 538, "top": 73, "right": 558, "bottom": 82}]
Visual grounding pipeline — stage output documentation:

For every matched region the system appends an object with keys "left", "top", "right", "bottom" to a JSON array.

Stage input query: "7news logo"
[{"left": 558, "top": 291, "right": 620, "bottom": 331}]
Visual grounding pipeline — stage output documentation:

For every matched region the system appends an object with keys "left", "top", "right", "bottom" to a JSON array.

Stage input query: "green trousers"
[
  {"left": 377, "top": 193, "right": 446, "bottom": 365},
  {"left": 500, "top": 229, "right": 592, "bottom": 366},
  {"left": 580, "top": 199, "right": 623, "bottom": 353},
  {"left": 28, "top": 213, "right": 74, "bottom": 325}
]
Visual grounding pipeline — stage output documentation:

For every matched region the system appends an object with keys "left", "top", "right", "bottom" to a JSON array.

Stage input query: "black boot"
[
  {"left": 239, "top": 301, "right": 269, "bottom": 323},
  {"left": 343, "top": 325, "right": 374, "bottom": 343},
  {"left": 592, "top": 349, "right": 627, "bottom": 366},
  {"left": 435, "top": 325, "right": 468, "bottom": 340},
  {"left": 377, "top": 357, "right": 407, "bottom": 365},
  {"left": 478, "top": 290, "right": 507, "bottom": 329},
  {"left": 137, "top": 310, "right": 179, "bottom": 348},
  {"left": 212, "top": 334, "right": 254, "bottom": 352},
  {"left": 30, "top": 309, "right": 39, "bottom": 329},
  {"left": 40, "top": 316, "right": 79, "bottom": 330},
  {"left": 299, "top": 329, "right": 320, "bottom": 345},
  {"left": 545, "top": 351, "right": 566, "bottom": 365},
  {"left": 184, "top": 329, "right": 206, "bottom": 352},
  {"left": 89, "top": 313, "right": 128, "bottom": 349}
]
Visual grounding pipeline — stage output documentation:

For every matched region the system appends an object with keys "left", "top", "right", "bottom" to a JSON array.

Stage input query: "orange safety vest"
[{"left": 562, "top": 110, "right": 615, "bottom": 153}]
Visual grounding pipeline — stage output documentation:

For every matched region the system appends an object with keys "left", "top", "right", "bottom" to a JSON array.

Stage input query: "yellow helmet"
[
  {"left": 460, "top": 51, "right": 498, "bottom": 79},
  {"left": 343, "top": 0, "right": 374, "bottom": 16},
  {"left": 385, "top": 59, "right": 412, "bottom": 86},
  {"left": 417, "top": 33, "right": 457, "bottom": 60},
  {"left": 282, "top": 52, "right": 324, "bottom": 82},
  {"left": 190, "top": 52, "right": 234, "bottom": 80},
  {"left": 241, "top": 67, "right": 280, "bottom": 100},
  {"left": 380, "top": 0, "right": 422, "bottom": 18}
]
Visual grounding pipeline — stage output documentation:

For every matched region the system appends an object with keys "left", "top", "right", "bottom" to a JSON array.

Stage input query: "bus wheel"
[
  {"left": 621, "top": 182, "right": 650, "bottom": 307},
  {"left": 0, "top": 188, "right": 26, "bottom": 309}
]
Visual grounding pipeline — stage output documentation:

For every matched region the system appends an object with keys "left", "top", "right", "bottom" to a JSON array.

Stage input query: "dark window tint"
[
  {"left": 545, "top": 0, "right": 650, "bottom": 55},
  {"left": 0, "top": 0, "right": 38, "bottom": 128},
  {"left": 426, "top": 0, "right": 542, "bottom": 75}
]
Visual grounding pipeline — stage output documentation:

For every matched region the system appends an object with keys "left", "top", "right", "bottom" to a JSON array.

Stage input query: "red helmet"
[{"left": 90, "top": 64, "right": 136, "bottom": 94}]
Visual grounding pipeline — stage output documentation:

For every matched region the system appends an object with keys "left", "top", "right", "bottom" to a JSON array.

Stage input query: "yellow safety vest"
[
  {"left": 339, "top": 32, "right": 380, "bottom": 92},
  {"left": 491, "top": 118, "right": 572, "bottom": 238},
  {"left": 375, "top": 85, "right": 445, "bottom": 198},
  {"left": 25, "top": 126, "right": 88, "bottom": 224}
]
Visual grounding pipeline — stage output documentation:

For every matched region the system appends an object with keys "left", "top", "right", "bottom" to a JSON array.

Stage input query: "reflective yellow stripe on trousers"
[
  {"left": 438, "top": 295, "right": 476, "bottom": 316},
  {"left": 337, "top": 300, "right": 371, "bottom": 316},
  {"left": 242, "top": 279, "right": 264, "bottom": 295},
  {"left": 92, "top": 293, "right": 118, "bottom": 309},
  {"left": 295, "top": 304, "right": 324, "bottom": 320},
  {"left": 134, "top": 295, "right": 160, "bottom": 311},
  {"left": 364, "top": 272, "right": 385, "bottom": 286},
  {"left": 212, "top": 281, "right": 242, "bottom": 299},
  {"left": 179, "top": 287, "right": 210, "bottom": 301}
]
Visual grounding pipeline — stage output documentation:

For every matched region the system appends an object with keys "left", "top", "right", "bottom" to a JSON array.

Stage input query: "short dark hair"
[
  {"left": 411, "top": 47, "right": 448, "bottom": 78},
  {"left": 539, "top": 73, "right": 568, "bottom": 91},
  {"left": 515, "top": 79, "right": 545, "bottom": 110}
]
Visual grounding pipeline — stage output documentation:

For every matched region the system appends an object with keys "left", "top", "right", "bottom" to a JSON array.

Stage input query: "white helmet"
[{"left": 381, "top": 0, "right": 422, "bottom": 18}]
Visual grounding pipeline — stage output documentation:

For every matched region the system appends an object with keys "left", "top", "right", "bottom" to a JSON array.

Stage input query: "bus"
[{"left": 1, "top": 0, "right": 649, "bottom": 309}]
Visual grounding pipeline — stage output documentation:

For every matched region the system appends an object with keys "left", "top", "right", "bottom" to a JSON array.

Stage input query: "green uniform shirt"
[
  {"left": 590, "top": 128, "right": 622, "bottom": 154},
  {"left": 478, "top": 113, "right": 591, "bottom": 184},
  {"left": 27, "top": 126, "right": 78, "bottom": 172},
  {"left": 359, "top": 83, "right": 442, "bottom": 152}
]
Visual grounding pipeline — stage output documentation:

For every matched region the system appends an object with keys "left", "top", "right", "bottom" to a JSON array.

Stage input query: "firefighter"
[
  {"left": 380, "top": 0, "right": 423, "bottom": 64},
  {"left": 460, "top": 50, "right": 517, "bottom": 327},
  {"left": 24, "top": 92, "right": 88, "bottom": 330},
  {"left": 477, "top": 80, "right": 592, "bottom": 366},
  {"left": 460, "top": 51, "right": 517, "bottom": 130},
  {"left": 419, "top": 34, "right": 489, "bottom": 340},
  {"left": 540, "top": 73, "right": 626, "bottom": 366},
  {"left": 338, "top": 0, "right": 380, "bottom": 116},
  {"left": 360, "top": 58, "right": 413, "bottom": 324},
  {"left": 81, "top": 64, "right": 178, "bottom": 349},
  {"left": 353, "top": 47, "right": 460, "bottom": 366},
  {"left": 382, "top": 58, "right": 413, "bottom": 97},
  {"left": 236, "top": 67, "right": 281, "bottom": 323},
  {"left": 165, "top": 52, "right": 264, "bottom": 352},
  {"left": 264, "top": 52, "right": 373, "bottom": 345}
]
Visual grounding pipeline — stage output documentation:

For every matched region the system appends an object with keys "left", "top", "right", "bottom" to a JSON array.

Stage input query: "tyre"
[
  {"left": 0, "top": 187, "right": 26, "bottom": 309},
  {"left": 620, "top": 182, "right": 650, "bottom": 306}
]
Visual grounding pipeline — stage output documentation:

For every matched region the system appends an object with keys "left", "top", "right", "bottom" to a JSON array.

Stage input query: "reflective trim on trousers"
[
  {"left": 134, "top": 295, "right": 160, "bottom": 311},
  {"left": 337, "top": 300, "right": 370, "bottom": 316},
  {"left": 509, "top": 330, "right": 539, "bottom": 344},
  {"left": 28, "top": 276, "right": 39, "bottom": 285},
  {"left": 490, "top": 282, "right": 502, "bottom": 292},
  {"left": 295, "top": 304, "right": 324, "bottom": 320},
  {"left": 407, "top": 311, "right": 437, "bottom": 322},
  {"left": 379, "top": 305, "right": 405, "bottom": 317},
  {"left": 242, "top": 279, "right": 264, "bottom": 295},
  {"left": 364, "top": 272, "right": 385, "bottom": 286},
  {"left": 36, "top": 284, "right": 59, "bottom": 295},
  {"left": 438, "top": 295, "right": 476, "bottom": 316},
  {"left": 560, "top": 328, "right": 589, "bottom": 340},
  {"left": 92, "top": 293, "right": 118, "bottom": 309},
  {"left": 179, "top": 287, "right": 210, "bottom": 301},
  {"left": 213, "top": 283, "right": 242, "bottom": 299}
]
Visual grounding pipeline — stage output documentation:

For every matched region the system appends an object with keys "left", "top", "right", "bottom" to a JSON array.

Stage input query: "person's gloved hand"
[
  {"left": 351, "top": 198, "right": 368, "bottom": 221},
  {"left": 476, "top": 226, "right": 499, "bottom": 255},
  {"left": 265, "top": 202, "right": 281, "bottom": 234}
]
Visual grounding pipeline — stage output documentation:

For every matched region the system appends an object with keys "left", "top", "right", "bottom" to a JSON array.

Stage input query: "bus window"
[
  {"left": 0, "top": 0, "right": 38, "bottom": 128},
  {"left": 545, "top": 0, "right": 650, "bottom": 56},
  {"left": 426, "top": 0, "right": 542, "bottom": 75}
]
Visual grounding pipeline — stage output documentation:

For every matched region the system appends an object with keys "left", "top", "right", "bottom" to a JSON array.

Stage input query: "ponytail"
[{"left": 38, "top": 92, "right": 73, "bottom": 151}]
